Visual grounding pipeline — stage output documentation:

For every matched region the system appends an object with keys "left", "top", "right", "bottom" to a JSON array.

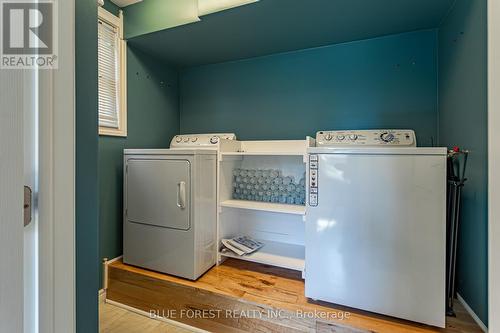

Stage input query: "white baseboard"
[
  {"left": 105, "top": 299, "right": 209, "bottom": 333},
  {"left": 102, "top": 255, "right": 123, "bottom": 290},
  {"left": 457, "top": 293, "right": 488, "bottom": 332},
  {"left": 98, "top": 289, "right": 106, "bottom": 304},
  {"left": 107, "top": 255, "right": 123, "bottom": 264}
]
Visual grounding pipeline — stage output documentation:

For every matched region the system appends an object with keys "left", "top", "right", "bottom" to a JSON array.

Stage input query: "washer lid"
[
  {"left": 307, "top": 147, "right": 447, "bottom": 155},
  {"left": 124, "top": 148, "right": 217, "bottom": 155}
]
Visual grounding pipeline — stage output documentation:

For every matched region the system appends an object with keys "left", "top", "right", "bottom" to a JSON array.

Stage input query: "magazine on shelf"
[{"left": 221, "top": 236, "right": 264, "bottom": 256}]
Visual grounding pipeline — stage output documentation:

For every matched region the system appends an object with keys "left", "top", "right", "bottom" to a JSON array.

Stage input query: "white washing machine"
[
  {"left": 123, "top": 133, "right": 236, "bottom": 280},
  {"left": 305, "top": 130, "right": 447, "bottom": 327}
]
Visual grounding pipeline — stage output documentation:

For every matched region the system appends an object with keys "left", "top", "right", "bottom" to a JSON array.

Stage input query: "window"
[{"left": 98, "top": 7, "right": 127, "bottom": 137}]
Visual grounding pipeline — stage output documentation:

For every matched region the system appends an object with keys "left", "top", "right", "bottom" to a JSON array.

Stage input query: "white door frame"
[
  {"left": 38, "top": 0, "right": 76, "bottom": 332},
  {"left": 488, "top": 0, "right": 499, "bottom": 331}
]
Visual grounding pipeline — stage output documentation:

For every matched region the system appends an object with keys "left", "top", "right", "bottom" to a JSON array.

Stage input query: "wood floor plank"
[
  {"left": 100, "top": 303, "right": 129, "bottom": 332},
  {"left": 108, "top": 269, "right": 331, "bottom": 332},
  {"left": 107, "top": 259, "right": 483, "bottom": 333},
  {"left": 100, "top": 302, "right": 195, "bottom": 333}
]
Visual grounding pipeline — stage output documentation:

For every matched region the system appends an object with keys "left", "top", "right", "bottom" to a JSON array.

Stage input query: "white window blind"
[{"left": 98, "top": 19, "right": 120, "bottom": 129}]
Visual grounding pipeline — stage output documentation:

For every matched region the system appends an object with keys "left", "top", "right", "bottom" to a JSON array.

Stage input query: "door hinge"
[{"left": 24, "top": 186, "right": 32, "bottom": 226}]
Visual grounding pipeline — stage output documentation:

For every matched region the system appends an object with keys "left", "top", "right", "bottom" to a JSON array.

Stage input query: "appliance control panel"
[
  {"left": 315, "top": 129, "right": 416, "bottom": 147},
  {"left": 170, "top": 133, "right": 237, "bottom": 148},
  {"left": 308, "top": 154, "right": 319, "bottom": 207}
]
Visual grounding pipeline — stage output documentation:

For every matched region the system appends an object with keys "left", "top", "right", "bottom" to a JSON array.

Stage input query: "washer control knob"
[
  {"left": 336, "top": 135, "right": 345, "bottom": 141},
  {"left": 380, "top": 132, "right": 395, "bottom": 143},
  {"left": 191, "top": 137, "right": 198, "bottom": 143},
  {"left": 210, "top": 136, "right": 219, "bottom": 144},
  {"left": 175, "top": 136, "right": 182, "bottom": 143},
  {"left": 324, "top": 133, "right": 333, "bottom": 141},
  {"left": 183, "top": 137, "right": 190, "bottom": 142},
  {"left": 349, "top": 134, "right": 358, "bottom": 141}
]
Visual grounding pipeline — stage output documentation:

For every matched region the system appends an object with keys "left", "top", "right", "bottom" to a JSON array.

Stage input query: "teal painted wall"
[
  {"left": 98, "top": 46, "right": 179, "bottom": 285},
  {"left": 438, "top": 0, "right": 488, "bottom": 325},
  {"left": 180, "top": 30, "right": 438, "bottom": 145},
  {"left": 76, "top": 0, "right": 99, "bottom": 331},
  {"left": 123, "top": 0, "right": 199, "bottom": 39}
]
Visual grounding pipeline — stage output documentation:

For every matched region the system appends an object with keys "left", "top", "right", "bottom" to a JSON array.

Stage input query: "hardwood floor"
[
  {"left": 106, "top": 259, "right": 483, "bottom": 333},
  {"left": 100, "top": 300, "right": 196, "bottom": 333}
]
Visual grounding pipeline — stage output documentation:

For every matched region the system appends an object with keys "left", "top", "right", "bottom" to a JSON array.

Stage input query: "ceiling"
[
  {"left": 128, "top": 0, "right": 455, "bottom": 68},
  {"left": 111, "top": 0, "right": 142, "bottom": 7}
]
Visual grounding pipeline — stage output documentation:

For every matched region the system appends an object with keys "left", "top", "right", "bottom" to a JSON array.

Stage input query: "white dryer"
[
  {"left": 305, "top": 130, "right": 447, "bottom": 327},
  {"left": 123, "top": 133, "right": 235, "bottom": 280}
]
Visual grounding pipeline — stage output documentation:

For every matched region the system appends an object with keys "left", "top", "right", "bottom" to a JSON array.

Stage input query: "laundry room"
[{"left": 94, "top": 0, "right": 488, "bottom": 332}]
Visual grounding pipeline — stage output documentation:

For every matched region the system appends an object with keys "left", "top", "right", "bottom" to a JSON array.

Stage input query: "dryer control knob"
[
  {"left": 191, "top": 137, "right": 198, "bottom": 143},
  {"left": 349, "top": 134, "right": 358, "bottom": 141},
  {"left": 380, "top": 132, "right": 395, "bottom": 143},
  {"left": 336, "top": 135, "right": 345, "bottom": 141},
  {"left": 324, "top": 133, "right": 333, "bottom": 141},
  {"left": 210, "top": 136, "right": 219, "bottom": 144},
  {"left": 183, "top": 137, "right": 190, "bottom": 142},
  {"left": 175, "top": 136, "right": 182, "bottom": 143}
]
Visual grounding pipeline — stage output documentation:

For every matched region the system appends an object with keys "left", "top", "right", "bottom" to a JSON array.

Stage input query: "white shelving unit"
[
  {"left": 220, "top": 199, "right": 306, "bottom": 215},
  {"left": 220, "top": 240, "right": 305, "bottom": 271},
  {"left": 216, "top": 137, "right": 314, "bottom": 273},
  {"left": 221, "top": 151, "right": 305, "bottom": 157}
]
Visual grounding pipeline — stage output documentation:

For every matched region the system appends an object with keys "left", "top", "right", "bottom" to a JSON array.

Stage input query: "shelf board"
[
  {"left": 220, "top": 240, "right": 305, "bottom": 272},
  {"left": 220, "top": 199, "right": 306, "bottom": 215}
]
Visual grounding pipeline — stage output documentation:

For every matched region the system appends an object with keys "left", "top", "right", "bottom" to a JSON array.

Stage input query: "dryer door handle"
[{"left": 177, "top": 181, "right": 186, "bottom": 209}]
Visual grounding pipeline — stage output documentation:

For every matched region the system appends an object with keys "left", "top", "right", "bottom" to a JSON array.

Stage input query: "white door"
[
  {"left": 126, "top": 158, "right": 191, "bottom": 230},
  {"left": 1, "top": 1, "right": 75, "bottom": 332},
  {"left": 0, "top": 69, "right": 28, "bottom": 332}
]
